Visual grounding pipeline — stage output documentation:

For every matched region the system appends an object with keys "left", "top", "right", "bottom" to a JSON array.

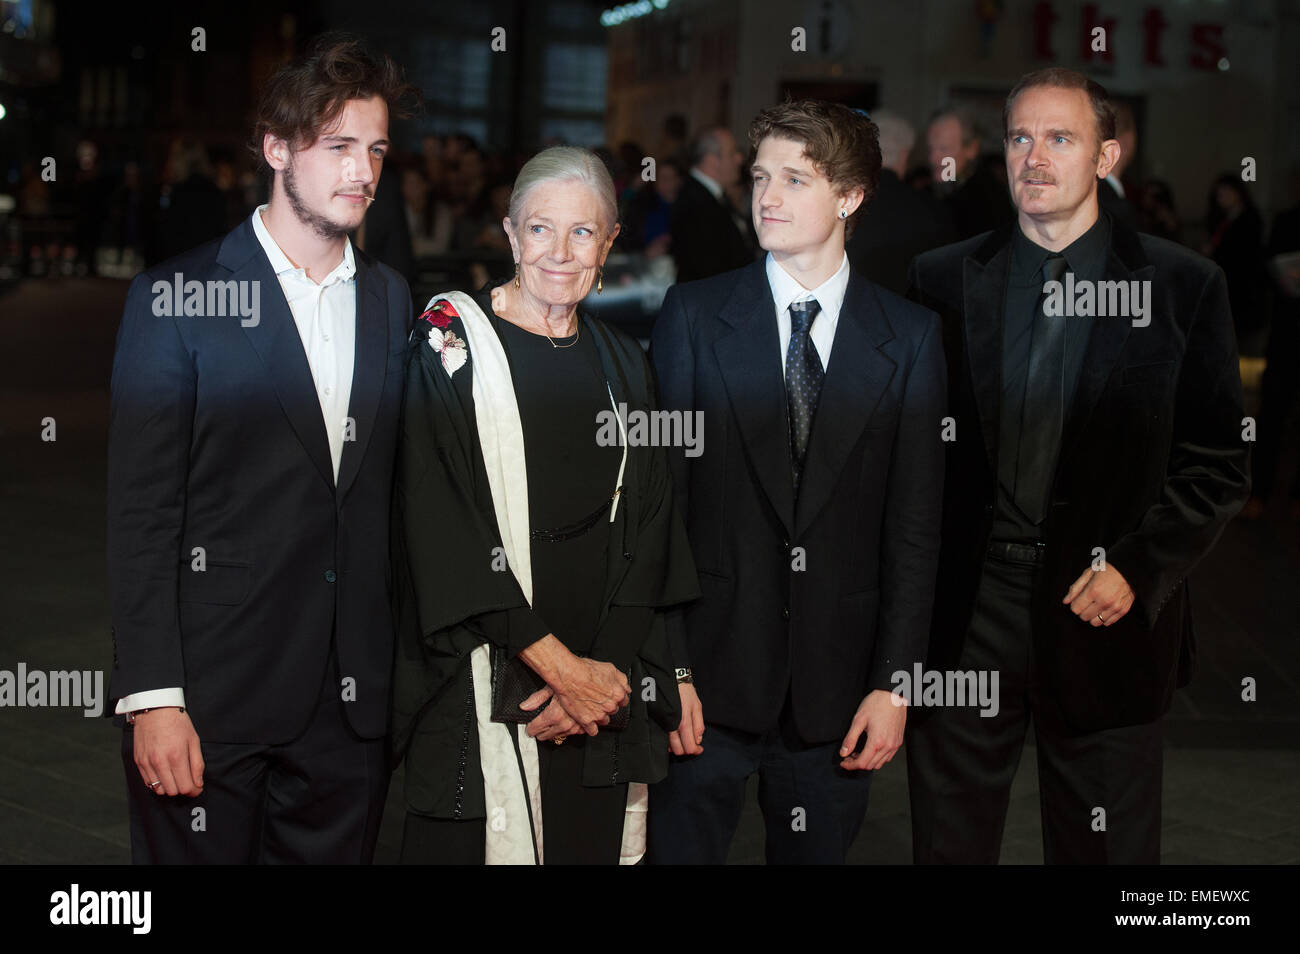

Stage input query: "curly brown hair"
[
  {"left": 249, "top": 32, "right": 420, "bottom": 170},
  {"left": 747, "top": 99, "right": 881, "bottom": 239}
]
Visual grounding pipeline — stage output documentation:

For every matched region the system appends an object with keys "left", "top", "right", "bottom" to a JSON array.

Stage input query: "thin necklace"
[
  {"left": 492, "top": 285, "right": 580, "bottom": 348},
  {"left": 544, "top": 319, "right": 580, "bottom": 349}
]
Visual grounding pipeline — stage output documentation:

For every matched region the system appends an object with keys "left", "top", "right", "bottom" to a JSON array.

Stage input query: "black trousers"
[
  {"left": 646, "top": 697, "right": 873, "bottom": 865},
  {"left": 400, "top": 731, "right": 628, "bottom": 865},
  {"left": 906, "top": 552, "right": 1163, "bottom": 864},
  {"left": 122, "top": 651, "right": 389, "bottom": 864}
]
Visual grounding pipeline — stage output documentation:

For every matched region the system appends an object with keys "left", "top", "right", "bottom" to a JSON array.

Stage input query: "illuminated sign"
[{"left": 601, "top": 0, "right": 671, "bottom": 28}]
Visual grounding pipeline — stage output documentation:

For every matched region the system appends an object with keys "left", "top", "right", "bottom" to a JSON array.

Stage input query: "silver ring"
[
  {"left": 148, "top": 780, "right": 162, "bottom": 789},
  {"left": 1096, "top": 614, "right": 1105, "bottom": 623}
]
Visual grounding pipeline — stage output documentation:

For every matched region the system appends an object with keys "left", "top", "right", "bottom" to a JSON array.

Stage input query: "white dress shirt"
[
  {"left": 767, "top": 250, "right": 851, "bottom": 378},
  {"left": 116, "top": 206, "right": 358, "bottom": 716}
]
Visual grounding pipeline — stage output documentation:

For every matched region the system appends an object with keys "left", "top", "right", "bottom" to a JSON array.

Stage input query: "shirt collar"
[
  {"left": 766, "top": 250, "right": 851, "bottom": 324},
  {"left": 251, "top": 204, "right": 356, "bottom": 286},
  {"left": 1012, "top": 208, "right": 1110, "bottom": 282},
  {"left": 689, "top": 168, "right": 725, "bottom": 203}
]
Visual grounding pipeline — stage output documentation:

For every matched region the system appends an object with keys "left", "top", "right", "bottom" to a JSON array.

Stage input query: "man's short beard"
[{"left": 282, "top": 159, "right": 352, "bottom": 240}]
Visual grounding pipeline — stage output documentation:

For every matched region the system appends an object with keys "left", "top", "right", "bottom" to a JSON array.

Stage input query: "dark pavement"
[{"left": 1, "top": 277, "right": 1296, "bottom": 864}]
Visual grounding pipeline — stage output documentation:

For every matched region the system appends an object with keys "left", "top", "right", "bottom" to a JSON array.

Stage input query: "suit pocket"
[
  {"left": 178, "top": 560, "right": 253, "bottom": 605},
  {"left": 1120, "top": 361, "right": 1174, "bottom": 387}
]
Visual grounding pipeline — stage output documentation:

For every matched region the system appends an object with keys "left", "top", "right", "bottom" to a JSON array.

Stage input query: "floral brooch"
[{"left": 417, "top": 300, "right": 468, "bottom": 378}]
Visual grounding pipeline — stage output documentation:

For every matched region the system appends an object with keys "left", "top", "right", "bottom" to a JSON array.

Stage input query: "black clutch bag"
[{"left": 490, "top": 649, "right": 629, "bottom": 730}]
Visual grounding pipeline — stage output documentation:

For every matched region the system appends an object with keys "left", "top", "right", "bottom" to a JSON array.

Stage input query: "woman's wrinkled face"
[{"left": 505, "top": 179, "right": 619, "bottom": 309}]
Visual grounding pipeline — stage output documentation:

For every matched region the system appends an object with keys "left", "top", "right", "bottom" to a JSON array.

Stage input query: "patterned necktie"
[
  {"left": 1015, "top": 253, "right": 1069, "bottom": 524},
  {"left": 786, "top": 297, "right": 824, "bottom": 495}
]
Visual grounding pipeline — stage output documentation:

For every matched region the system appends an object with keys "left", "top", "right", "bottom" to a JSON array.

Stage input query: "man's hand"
[
  {"left": 668, "top": 682, "right": 704, "bottom": 756},
  {"left": 838, "top": 689, "right": 906, "bottom": 771},
  {"left": 1063, "top": 563, "right": 1135, "bottom": 627},
  {"left": 132, "top": 707, "right": 204, "bottom": 797},
  {"left": 521, "top": 688, "right": 581, "bottom": 742}
]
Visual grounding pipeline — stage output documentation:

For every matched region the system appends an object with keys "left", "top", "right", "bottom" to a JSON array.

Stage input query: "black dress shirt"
[{"left": 993, "top": 211, "right": 1111, "bottom": 542}]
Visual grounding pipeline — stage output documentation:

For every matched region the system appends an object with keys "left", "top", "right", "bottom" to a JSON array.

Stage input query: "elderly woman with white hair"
[{"left": 390, "top": 146, "right": 699, "bottom": 865}]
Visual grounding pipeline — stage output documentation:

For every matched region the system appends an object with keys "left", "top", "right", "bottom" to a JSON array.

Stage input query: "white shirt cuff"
[{"left": 115, "top": 688, "right": 186, "bottom": 715}]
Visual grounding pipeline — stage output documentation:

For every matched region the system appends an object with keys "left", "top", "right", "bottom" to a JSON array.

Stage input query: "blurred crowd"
[{"left": 3, "top": 104, "right": 1297, "bottom": 517}]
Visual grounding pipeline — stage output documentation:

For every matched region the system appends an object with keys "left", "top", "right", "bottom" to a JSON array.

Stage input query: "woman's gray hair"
[{"left": 507, "top": 146, "right": 619, "bottom": 237}]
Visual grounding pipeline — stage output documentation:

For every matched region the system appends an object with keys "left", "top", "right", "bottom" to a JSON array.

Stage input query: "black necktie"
[
  {"left": 786, "top": 298, "right": 824, "bottom": 495},
  {"left": 1015, "top": 254, "right": 1069, "bottom": 524}
]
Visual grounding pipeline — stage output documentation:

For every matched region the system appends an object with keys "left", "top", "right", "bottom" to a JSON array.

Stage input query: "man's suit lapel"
[
  {"left": 1058, "top": 223, "right": 1151, "bottom": 464},
  {"left": 219, "top": 220, "right": 336, "bottom": 491},
  {"left": 712, "top": 261, "right": 795, "bottom": 536},
  {"left": 336, "top": 254, "right": 389, "bottom": 503},
  {"left": 795, "top": 273, "right": 897, "bottom": 536},
  {"left": 963, "top": 227, "right": 1014, "bottom": 475}
]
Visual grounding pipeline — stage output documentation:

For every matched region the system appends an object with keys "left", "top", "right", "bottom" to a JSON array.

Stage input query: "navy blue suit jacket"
[
  {"left": 651, "top": 258, "right": 946, "bottom": 743},
  {"left": 107, "top": 217, "right": 413, "bottom": 743}
]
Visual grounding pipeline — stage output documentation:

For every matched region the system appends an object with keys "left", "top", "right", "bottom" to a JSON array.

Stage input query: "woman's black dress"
[{"left": 402, "top": 292, "right": 631, "bottom": 864}]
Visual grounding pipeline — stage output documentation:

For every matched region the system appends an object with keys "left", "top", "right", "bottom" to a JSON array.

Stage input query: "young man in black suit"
[
  {"left": 906, "top": 68, "right": 1250, "bottom": 864},
  {"left": 649, "top": 101, "right": 946, "bottom": 863},
  {"left": 107, "top": 35, "right": 416, "bottom": 863}
]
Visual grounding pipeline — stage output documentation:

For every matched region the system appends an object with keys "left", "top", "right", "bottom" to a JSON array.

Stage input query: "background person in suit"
[
  {"left": 1097, "top": 99, "right": 1139, "bottom": 232},
  {"left": 847, "top": 108, "right": 957, "bottom": 295},
  {"left": 107, "top": 34, "right": 417, "bottom": 863},
  {"left": 906, "top": 68, "right": 1250, "bottom": 865},
  {"left": 926, "top": 105, "right": 1015, "bottom": 240},
  {"left": 669, "top": 127, "right": 757, "bottom": 283},
  {"left": 649, "top": 100, "right": 946, "bottom": 864}
]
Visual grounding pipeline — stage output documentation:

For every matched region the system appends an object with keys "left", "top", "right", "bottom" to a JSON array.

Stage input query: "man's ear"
[
  {"left": 264, "top": 133, "right": 291, "bottom": 172},
  {"left": 839, "top": 184, "right": 866, "bottom": 219},
  {"left": 1097, "top": 139, "right": 1122, "bottom": 180}
]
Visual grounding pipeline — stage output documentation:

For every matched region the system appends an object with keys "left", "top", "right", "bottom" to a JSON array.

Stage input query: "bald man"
[{"left": 846, "top": 109, "right": 956, "bottom": 294}]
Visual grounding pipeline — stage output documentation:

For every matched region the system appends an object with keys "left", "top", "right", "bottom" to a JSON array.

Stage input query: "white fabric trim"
[{"left": 431, "top": 290, "right": 543, "bottom": 865}]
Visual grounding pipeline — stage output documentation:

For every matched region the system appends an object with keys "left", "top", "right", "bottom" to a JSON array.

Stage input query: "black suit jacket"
[
  {"left": 652, "top": 259, "right": 946, "bottom": 743},
  {"left": 944, "top": 161, "right": 1015, "bottom": 240},
  {"left": 1098, "top": 177, "right": 1139, "bottom": 232},
  {"left": 847, "top": 169, "right": 958, "bottom": 295},
  {"left": 107, "top": 217, "right": 413, "bottom": 743},
  {"left": 670, "top": 175, "right": 756, "bottom": 284},
  {"left": 908, "top": 216, "right": 1250, "bottom": 732}
]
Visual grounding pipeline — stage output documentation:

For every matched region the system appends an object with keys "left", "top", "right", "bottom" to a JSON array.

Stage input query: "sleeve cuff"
[{"left": 115, "top": 687, "right": 186, "bottom": 715}]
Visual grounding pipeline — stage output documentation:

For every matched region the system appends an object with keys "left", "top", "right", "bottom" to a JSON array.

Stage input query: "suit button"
[
  {"left": 782, "top": 607, "right": 790, "bottom": 620},
  {"left": 782, "top": 539, "right": 790, "bottom": 549},
  {"left": 984, "top": 504, "right": 993, "bottom": 515},
  {"left": 325, "top": 570, "right": 337, "bottom": 583}
]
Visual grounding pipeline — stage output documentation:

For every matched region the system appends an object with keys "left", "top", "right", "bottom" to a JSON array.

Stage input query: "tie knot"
[
  {"left": 1042, "top": 254, "right": 1068, "bottom": 284},
  {"left": 789, "top": 298, "right": 821, "bottom": 334}
]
